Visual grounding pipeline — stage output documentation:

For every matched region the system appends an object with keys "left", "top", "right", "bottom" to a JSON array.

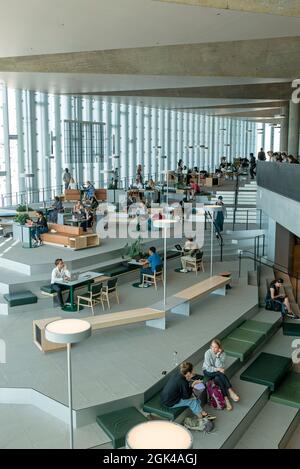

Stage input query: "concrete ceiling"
[
  {"left": 155, "top": 0, "right": 300, "bottom": 17},
  {"left": 0, "top": 0, "right": 298, "bottom": 123}
]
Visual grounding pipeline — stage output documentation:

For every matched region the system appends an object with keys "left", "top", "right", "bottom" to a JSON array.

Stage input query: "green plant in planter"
[
  {"left": 122, "top": 236, "right": 143, "bottom": 260},
  {"left": 14, "top": 213, "right": 29, "bottom": 225},
  {"left": 16, "top": 204, "right": 34, "bottom": 212}
]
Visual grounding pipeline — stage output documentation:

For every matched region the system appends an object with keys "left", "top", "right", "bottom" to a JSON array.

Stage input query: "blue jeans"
[
  {"left": 171, "top": 398, "right": 202, "bottom": 416},
  {"left": 140, "top": 267, "right": 153, "bottom": 284},
  {"left": 32, "top": 226, "right": 48, "bottom": 240}
]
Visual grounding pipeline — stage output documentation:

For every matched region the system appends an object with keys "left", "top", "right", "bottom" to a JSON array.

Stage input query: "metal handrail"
[
  {"left": 238, "top": 250, "right": 300, "bottom": 303},
  {"left": 205, "top": 209, "right": 224, "bottom": 262}
]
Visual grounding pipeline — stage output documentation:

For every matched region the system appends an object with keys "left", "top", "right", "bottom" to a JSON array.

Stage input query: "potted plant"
[
  {"left": 13, "top": 212, "right": 30, "bottom": 241},
  {"left": 122, "top": 236, "right": 143, "bottom": 261}
]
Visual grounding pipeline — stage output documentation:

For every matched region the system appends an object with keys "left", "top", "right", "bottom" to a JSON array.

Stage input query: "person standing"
[
  {"left": 203, "top": 339, "right": 240, "bottom": 411},
  {"left": 257, "top": 148, "right": 266, "bottom": 161},
  {"left": 63, "top": 168, "right": 72, "bottom": 190},
  {"left": 249, "top": 153, "right": 256, "bottom": 179},
  {"left": 214, "top": 196, "right": 227, "bottom": 235}
]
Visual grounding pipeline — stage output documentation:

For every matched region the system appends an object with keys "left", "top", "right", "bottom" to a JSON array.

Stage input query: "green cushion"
[
  {"left": 270, "top": 372, "right": 300, "bottom": 408},
  {"left": 240, "top": 353, "right": 292, "bottom": 391},
  {"left": 96, "top": 407, "right": 147, "bottom": 449},
  {"left": 283, "top": 322, "right": 300, "bottom": 337},
  {"left": 228, "top": 328, "right": 265, "bottom": 346},
  {"left": 41, "top": 284, "right": 68, "bottom": 294},
  {"left": 96, "top": 265, "right": 130, "bottom": 277},
  {"left": 4, "top": 291, "right": 38, "bottom": 307},
  {"left": 222, "top": 337, "right": 256, "bottom": 362},
  {"left": 143, "top": 393, "right": 185, "bottom": 421},
  {"left": 239, "top": 319, "right": 277, "bottom": 336}
]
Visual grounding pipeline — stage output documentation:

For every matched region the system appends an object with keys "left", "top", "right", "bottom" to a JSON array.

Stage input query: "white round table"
[{"left": 126, "top": 420, "right": 193, "bottom": 449}]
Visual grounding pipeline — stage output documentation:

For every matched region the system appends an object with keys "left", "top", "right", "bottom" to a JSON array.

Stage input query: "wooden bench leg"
[{"left": 146, "top": 317, "right": 166, "bottom": 330}]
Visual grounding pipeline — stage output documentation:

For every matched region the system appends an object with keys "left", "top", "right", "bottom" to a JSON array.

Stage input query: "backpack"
[
  {"left": 183, "top": 416, "right": 214, "bottom": 434},
  {"left": 206, "top": 380, "right": 226, "bottom": 410}
]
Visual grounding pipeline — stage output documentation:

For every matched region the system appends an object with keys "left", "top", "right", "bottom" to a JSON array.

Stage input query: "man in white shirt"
[
  {"left": 51, "top": 258, "right": 71, "bottom": 307},
  {"left": 180, "top": 237, "right": 201, "bottom": 273}
]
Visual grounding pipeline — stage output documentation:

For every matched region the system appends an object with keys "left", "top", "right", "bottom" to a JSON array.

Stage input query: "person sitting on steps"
[
  {"left": 265, "top": 278, "right": 299, "bottom": 320},
  {"left": 203, "top": 339, "right": 240, "bottom": 411},
  {"left": 161, "top": 362, "right": 216, "bottom": 422}
]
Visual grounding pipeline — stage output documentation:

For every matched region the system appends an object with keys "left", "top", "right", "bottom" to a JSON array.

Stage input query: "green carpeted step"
[
  {"left": 228, "top": 328, "right": 265, "bottom": 346},
  {"left": 4, "top": 291, "right": 38, "bottom": 307},
  {"left": 222, "top": 337, "right": 256, "bottom": 362},
  {"left": 240, "top": 352, "right": 292, "bottom": 391},
  {"left": 239, "top": 319, "right": 277, "bottom": 336},
  {"left": 270, "top": 372, "right": 300, "bottom": 408},
  {"left": 41, "top": 284, "right": 68, "bottom": 294},
  {"left": 143, "top": 392, "right": 185, "bottom": 421},
  {"left": 96, "top": 407, "right": 148, "bottom": 449},
  {"left": 282, "top": 322, "right": 300, "bottom": 337}
]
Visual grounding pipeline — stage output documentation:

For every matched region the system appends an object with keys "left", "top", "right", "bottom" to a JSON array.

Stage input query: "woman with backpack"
[{"left": 203, "top": 339, "right": 240, "bottom": 411}]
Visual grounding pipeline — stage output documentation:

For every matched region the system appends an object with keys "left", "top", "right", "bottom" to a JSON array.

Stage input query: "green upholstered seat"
[
  {"left": 143, "top": 393, "right": 185, "bottom": 420},
  {"left": 96, "top": 407, "right": 148, "bottom": 449},
  {"left": 240, "top": 353, "right": 292, "bottom": 391},
  {"left": 222, "top": 337, "right": 256, "bottom": 362},
  {"left": 227, "top": 328, "right": 265, "bottom": 346},
  {"left": 239, "top": 319, "right": 277, "bottom": 336},
  {"left": 4, "top": 291, "right": 38, "bottom": 307},
  {"left": 41, "top": 284, "right": 68, "bottom": 294},
  {"left": 270, "top": 372, "right": 300, "bottom": 408},
  {"left": 282, "top": 322, "right": 300, "bottom": 337},
  {"left": 96, "top": 265, "right": 130, "bottom": 277}
]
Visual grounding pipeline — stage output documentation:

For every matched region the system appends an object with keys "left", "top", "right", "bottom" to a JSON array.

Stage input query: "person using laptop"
[
  {"left": 180, "top": 236, "right": 201, "bottom": 273},
  {"left": 51, "top": 258, "right": 71, "bottom": 307},
  {"left": 138, "top": 246, "right": 162, "bottom": 288}
]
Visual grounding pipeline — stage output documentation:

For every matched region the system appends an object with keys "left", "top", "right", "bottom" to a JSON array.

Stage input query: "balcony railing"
[{"left": 256, "top": 161, "right": 300, "bottom": 203}]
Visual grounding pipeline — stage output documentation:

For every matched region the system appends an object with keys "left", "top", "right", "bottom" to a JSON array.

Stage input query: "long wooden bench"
[
  {"left": 33, "top": 308, "right": 165, "bottom": 352},
  {"left": 64, "top": 188, "right": 107, "bottom": 202},
  {"left": 41, "top": 223, "right": 100, "bottom": 250},
  {"left": 151, "top": 275, "right": 231, "bottom": 316}
]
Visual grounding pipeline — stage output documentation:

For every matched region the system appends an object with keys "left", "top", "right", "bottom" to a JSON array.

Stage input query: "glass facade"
[{"left": 0, "top": 83, "right": 260, "bottom": 206}]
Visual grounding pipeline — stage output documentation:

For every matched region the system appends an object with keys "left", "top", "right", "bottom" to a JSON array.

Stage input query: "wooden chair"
[
  {"left": 185, "top": 251, "right": 204, "bottom": 275},
  {"left": 142, "top": 265, "right": 163, "bottom": 290},
  {"left": 101, "top": 278, "right": 119, "bottom": 309},
  {"left": 77, "top": 282, "right": 104, "bottom": 315}
]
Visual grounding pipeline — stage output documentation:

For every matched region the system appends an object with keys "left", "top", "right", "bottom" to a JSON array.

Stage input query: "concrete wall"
[{"left": 257, "top": 187, "right": 300, "bottom": 239}]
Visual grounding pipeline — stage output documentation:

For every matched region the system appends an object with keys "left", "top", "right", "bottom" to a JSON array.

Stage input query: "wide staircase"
[
  {"left": 216, "top": 180, "right": 258, "bottom": 229},
  {"left": 94, "top": 263, "right": 300, "bottom": 450}
]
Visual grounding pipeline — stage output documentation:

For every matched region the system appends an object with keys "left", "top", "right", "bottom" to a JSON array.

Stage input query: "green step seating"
[
  {"left": 228, "top": 328, "right": 265, "bottom": 346},
  {"left": 222, "top": 337, "right": 257, "bottom": 362},
  {"left": 96, "top": 407, "right": 148, "bottom": 449},
  {"left": 41, "top": 284, "right": 68, "bottom": 295},
  {"left": 4, "top": 291, "right": 38, "bottom": 307},
  {"left": 240, "top": 352, "right": 293, "bottom": 391},
  {"left": 282, "top": 322, "right": 300, "bottom": 337},
  {"left": 143, "top": 392, "right": 185, "bottom": 421},
  {"left": 239, "top": 319, "right": 278, "bottom": 336},
  {"left": 270, "top": 372, "right": 300, "bottom": 408}
]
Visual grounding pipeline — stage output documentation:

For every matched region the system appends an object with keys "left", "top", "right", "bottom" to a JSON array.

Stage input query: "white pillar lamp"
[
  {"left": 153, "top": 218, "right": 177, "bottom": 308},
  {"left": 126, "top": 420, "right": 193, "bottom": 449},
  {"left": 45, "top": 319, "right": 92, "bottom": 449}
]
